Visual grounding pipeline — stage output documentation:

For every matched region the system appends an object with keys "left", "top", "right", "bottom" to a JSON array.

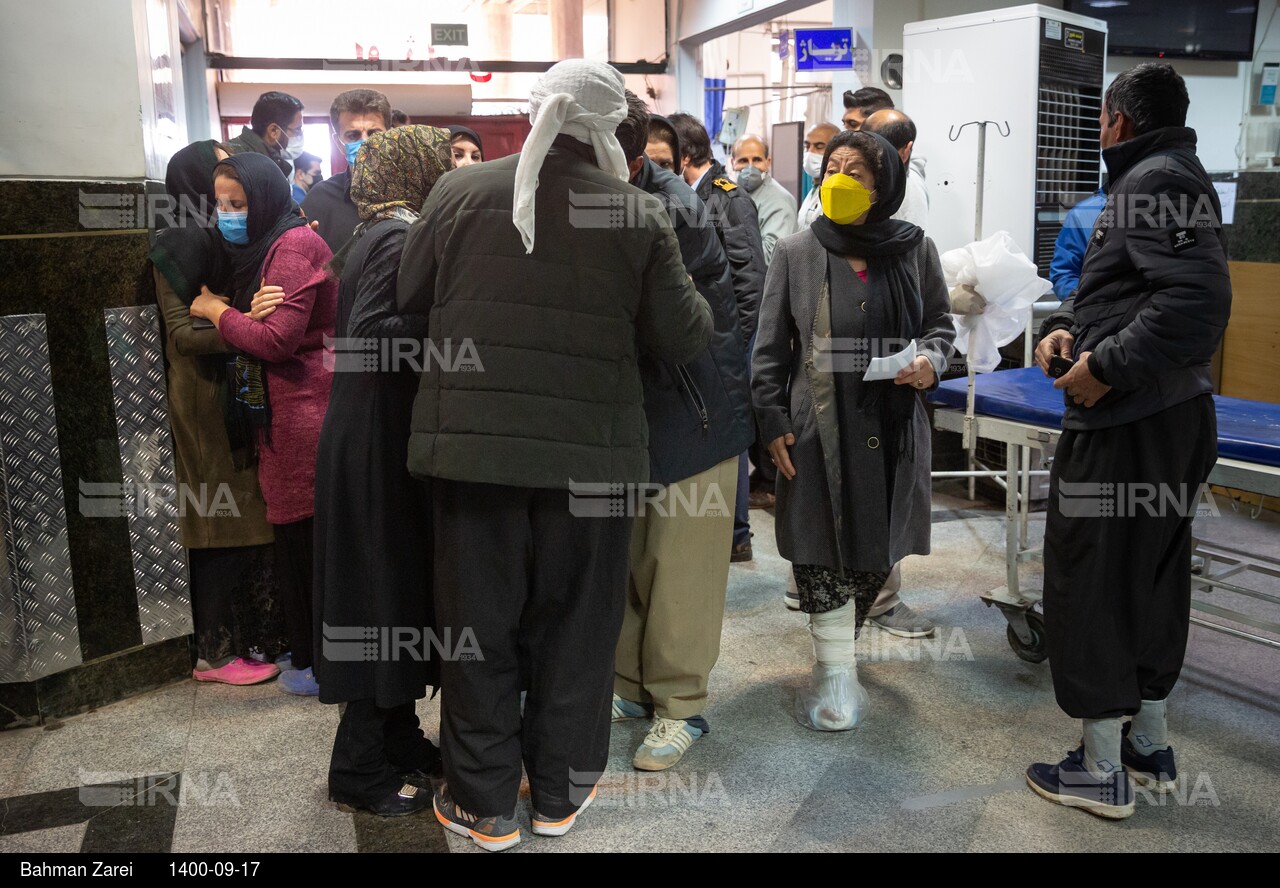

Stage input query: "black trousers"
[
  {"left": 1044, "top": 395, "right": 1217, "bottom": 719},
  {"left": 329, "top": 699, "right": 436, "bottom": 803},
  {"left": 189, "top": 546, "right": 249, "bottom": 664},
  {"left": 432, "top": 479, "right": 632, "bottom": 819},
  {"left": 273, "top": 518, "right": 315, "bottom": 670},
  {"left": 188, "top": 543, "right": 277, "bottom": 664}
]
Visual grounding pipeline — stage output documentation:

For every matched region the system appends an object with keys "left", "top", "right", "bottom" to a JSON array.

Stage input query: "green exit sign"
[{"left": 431, "top": 23, "right": 468, "bottom": 45}]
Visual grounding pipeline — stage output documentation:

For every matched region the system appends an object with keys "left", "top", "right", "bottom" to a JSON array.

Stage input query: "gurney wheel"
[{"left": 1007, "top": 610, "right": 1047, "bottom": 664}]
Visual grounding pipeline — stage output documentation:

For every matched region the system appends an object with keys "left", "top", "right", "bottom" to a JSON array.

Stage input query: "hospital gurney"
[{"left": 929, "top": 366, "right": 1280, "bottom": 662}]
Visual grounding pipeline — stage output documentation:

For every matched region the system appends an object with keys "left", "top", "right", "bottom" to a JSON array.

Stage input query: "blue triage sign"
[{"left": 795, "top": 28, "right": 855, "bottom": 71}]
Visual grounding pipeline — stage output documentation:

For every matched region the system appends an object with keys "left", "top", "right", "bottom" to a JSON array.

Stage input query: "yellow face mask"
[{"left": 820, "top": 173, "right": 873, "bottom": 225}]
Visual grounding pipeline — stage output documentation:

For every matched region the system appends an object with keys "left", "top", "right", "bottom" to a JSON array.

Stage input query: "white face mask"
[
  {"left": 277, "top": 130, "right": 305, "bottom": 161},
  {"left": 803, "top": 152, "right": 823, "bottom": 179}
]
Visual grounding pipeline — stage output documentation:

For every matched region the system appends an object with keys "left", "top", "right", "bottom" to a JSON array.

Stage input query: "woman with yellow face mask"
[{"left": 751, "top": 130, "right": 957, "bottom": 732}]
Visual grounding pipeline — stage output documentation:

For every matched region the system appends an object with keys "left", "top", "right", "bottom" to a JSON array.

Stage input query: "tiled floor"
[{"left": 1, "top": 487, "right": 1277, "bottom": 853}]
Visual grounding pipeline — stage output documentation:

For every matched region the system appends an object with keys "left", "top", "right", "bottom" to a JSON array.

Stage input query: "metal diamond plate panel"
[
  {"left": 104, "top": 306, "right": 192, "bottom": 645},
  {"left": 0, "top": 314, "right": 82, "bottom": 683}
]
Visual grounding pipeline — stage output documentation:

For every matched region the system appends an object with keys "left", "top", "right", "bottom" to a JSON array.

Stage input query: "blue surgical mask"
[
  {"left": 217, "top": 210, "right": 249, "bottom": 245},
  {"left": 344, "top": 139, "right": 365, "bottom": 167}
]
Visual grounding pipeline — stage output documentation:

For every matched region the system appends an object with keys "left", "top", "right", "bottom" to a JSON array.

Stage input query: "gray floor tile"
[
  {"left": 14, "top": 681, "right": 195, "bottom": 795},
  {"left": 4, "top": 493, "right": 1276, "bottom": 852},
  {"left": 0, "top": 821, "right": 88, "bottom": 853}
]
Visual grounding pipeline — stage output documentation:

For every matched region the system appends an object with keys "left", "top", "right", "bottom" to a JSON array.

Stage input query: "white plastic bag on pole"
[{"left": 940, "top": 231, "right": 1052, "bottom": 373}]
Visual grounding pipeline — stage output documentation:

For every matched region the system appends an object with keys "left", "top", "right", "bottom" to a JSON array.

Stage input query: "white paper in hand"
[{"left": 862, "top": 340, "right": 917, "bottom": 382}]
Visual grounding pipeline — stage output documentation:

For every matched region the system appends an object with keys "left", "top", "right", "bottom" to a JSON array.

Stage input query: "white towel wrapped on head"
[{"left": 513, "top": 59, "right": 630, "bottom": 254}]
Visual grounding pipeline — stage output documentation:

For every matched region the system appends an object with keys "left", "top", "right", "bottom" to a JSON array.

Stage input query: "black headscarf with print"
[
  {"left": 212, "top": 152, "right": 308, "bottom": 451},
  {"left": 214, "top": 152, "right": 309, "bottom": 312}
]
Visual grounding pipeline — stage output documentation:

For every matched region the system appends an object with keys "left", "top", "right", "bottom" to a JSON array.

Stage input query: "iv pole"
[{"left": 946, "top": 119, "right": 1011, "bottom": 501}]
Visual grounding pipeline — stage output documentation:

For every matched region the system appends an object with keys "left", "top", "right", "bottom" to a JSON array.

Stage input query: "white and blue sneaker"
[
  {"left": 611, "top": 694, "right": 650, "bottom": 722},
  {"left": 633, "top": 716, "right": 705, "bottom": 771}
]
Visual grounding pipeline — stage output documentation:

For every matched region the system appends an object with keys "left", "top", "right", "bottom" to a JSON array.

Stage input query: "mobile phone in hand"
[{"left": 1048, "top": 355, "right": 1074, "bottom": 379}]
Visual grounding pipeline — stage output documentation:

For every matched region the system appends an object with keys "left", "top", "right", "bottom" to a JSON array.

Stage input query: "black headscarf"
[
  {"left": 213, "top": 152, "right": 308, "bottom": 452},
  {"left": 447, "top": 125, "right": 484, "bottom": 159},
  {"left": 810, "top": 129, "right": 922, "bottom": 257},
  {"left": 647, "top": 114, "right": 683, "bottom": 175},
  {"left": 215, "top": 152, "right": 308, "bottom": 311},
  {"left": 164, "top": 140, "right": 220, "bottom": 224},
  {"left": 812, "top": 130, "right": 925, "bottom": 467},
  {"left": 149, "top": 140, "right": 228, "bottom": 304}
]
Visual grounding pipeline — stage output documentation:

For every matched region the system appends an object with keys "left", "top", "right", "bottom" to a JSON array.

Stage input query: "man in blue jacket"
[
  {"left": 668, "top": 112, "right": 766, "bottom": 565},
  {"left": 1028, "top": 64, "right": 1231, "bottom": 820},
  {"left": 611, "top": 92, "right": 754, "bottom": 772},
  {"left": 1049, "top": 185, "right": 1108, "bottom": 300}
]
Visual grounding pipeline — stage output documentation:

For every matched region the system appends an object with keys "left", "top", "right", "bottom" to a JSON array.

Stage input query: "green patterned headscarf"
[
  {"left": 352, "top": 125, "right": 452, "bottom": 223},
  {"left": 329, "top": 125, "right": 451, "bottom": 275}
]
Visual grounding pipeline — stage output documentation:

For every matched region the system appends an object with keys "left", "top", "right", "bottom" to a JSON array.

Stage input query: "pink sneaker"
[{"left": 193, "top": 657, "right": 280, "bottom": 686}]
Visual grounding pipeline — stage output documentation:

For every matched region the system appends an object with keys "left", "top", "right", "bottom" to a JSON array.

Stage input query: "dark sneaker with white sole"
[
  {"left": 433, "top": 785, "right": 520, "bottom": 851},
  {"left": 1026, "top": 746, "right": 1135, "bottom": 819},
  {"left": 1122, "top": 722, "right": 1179, "bottom": 793},
  {"left": 330, "top": 782, "right": 430, "bottom": 817},
  {"left": 532, "top": 785, "right": 597, "bottom": 837}
]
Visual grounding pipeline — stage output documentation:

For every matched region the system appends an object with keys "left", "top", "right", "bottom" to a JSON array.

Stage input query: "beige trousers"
[{"left": 613, "top": 457, "right": 739, "bottom": 720}]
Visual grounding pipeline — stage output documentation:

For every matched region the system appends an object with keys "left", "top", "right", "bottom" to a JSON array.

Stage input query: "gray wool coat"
[{"left": 752, "top": 228, "right": 956, "bottom": 573}]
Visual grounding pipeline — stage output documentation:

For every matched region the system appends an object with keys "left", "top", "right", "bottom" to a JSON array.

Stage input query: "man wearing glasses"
[{"left": 226, "top": 90, "right": 306, "bottom": 177}]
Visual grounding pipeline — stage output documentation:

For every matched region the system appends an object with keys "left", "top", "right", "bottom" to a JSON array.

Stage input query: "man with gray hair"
[{"left": 397, "top": 59, "right": 712, "bottom": 851}]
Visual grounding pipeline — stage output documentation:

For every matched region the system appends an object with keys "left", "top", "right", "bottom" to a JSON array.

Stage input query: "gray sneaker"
[
  {"left": 433, "top": 785, "right": 520, "bottom": 852},
  {"left": 869, "top": 603, "right": 936, "bottom": 638}
]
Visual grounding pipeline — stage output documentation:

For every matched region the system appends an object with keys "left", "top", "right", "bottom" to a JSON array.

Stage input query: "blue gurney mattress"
[{"left": 930, "top": 367, "right": 1280, "bottom": 468}]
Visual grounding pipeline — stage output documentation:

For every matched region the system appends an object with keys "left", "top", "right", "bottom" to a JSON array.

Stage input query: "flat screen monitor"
[
  {"left": 1063, "top": 0, "right": 1259, "bottom": 61},
  {"left": 771, "top": 120, "right": 804, "bottom": 203}
]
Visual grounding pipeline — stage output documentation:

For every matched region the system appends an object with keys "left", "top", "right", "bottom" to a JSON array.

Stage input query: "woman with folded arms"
[{"left": 190, "top": 152, "right": 338, "bottom": 697}]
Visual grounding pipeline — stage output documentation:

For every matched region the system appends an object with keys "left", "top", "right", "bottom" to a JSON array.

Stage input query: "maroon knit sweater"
[{"left": 219, "top": 226, "right": 337, "bottom": 525}]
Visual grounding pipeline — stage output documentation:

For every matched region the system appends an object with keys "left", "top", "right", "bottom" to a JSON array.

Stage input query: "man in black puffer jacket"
[
  {"left": 1027, "top": 64, "right": 1231, "bottom": 821},
  {"left": 611, "top": 93, "right": 754, "bottom": 772},
  {"left": 396, "top": 62, "right": 711, "bottom": 848}
]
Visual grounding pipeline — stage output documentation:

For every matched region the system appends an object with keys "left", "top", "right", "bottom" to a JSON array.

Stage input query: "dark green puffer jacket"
[{"left": 396, "top": 136, "right": 713, "bottom": 488}]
